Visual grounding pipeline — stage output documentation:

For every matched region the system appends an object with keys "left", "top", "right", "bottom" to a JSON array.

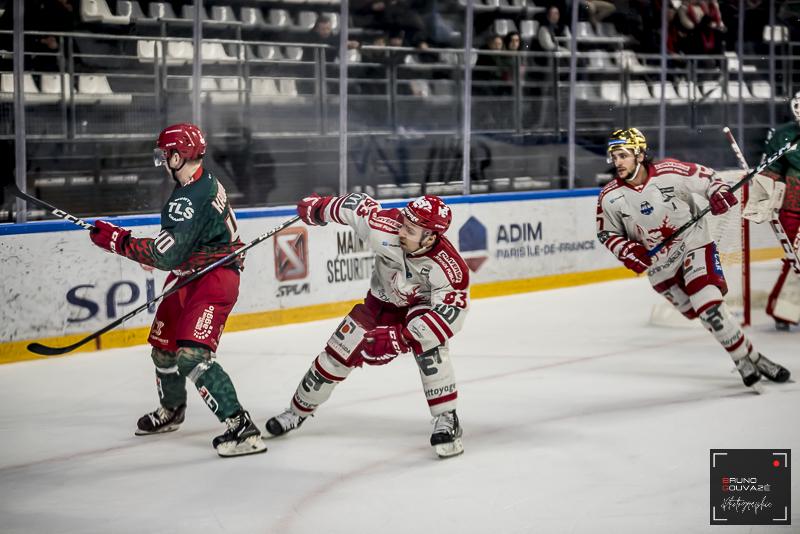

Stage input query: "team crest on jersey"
[
  {"left": 640, "top": 201, "right": 654, "bottom": 215},
  {"left": 167, "top": 197, "right": 194, "bottom": 222}
]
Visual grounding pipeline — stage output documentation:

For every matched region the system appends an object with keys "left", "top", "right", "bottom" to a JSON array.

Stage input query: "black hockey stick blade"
[
  {"left": 4, "top": 182, "right": 95, "bottom": 231},
  {"left": 28, "top": 340, "right": 89, "bottom": 356},
  {"left": 26, "top": 215, "right": 301, "bottom": 356}
]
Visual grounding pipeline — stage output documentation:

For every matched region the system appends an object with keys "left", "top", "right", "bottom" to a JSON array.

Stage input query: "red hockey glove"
[
  {"left": 709, "top": 186, "right": 738, "bottom": 215},
  {"left": 619, "top": 241, "right": 652, "bottom": 274},
  {"left": 90, "top": 220, "right": 131, "bottom": 255},
  {"left": 297, "top": 194, "right": 332, "bottom": 226},
  {"left": 362, "top": 325, "right": 411, "bottom": 366}
]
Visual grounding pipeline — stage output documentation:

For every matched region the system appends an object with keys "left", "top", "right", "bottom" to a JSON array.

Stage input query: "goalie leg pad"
[
  {"left": 177, "top": 345, "right": 243, "bottom": 421},
  {"left": 767, "top": 210, "right": 800, "bottom": 324},
  {"left": 767, "top": 264, "right": 800, "bottom": 324},
  {"left": 151, "top": 348, "right": 187, "bottom": 408},
  {"left": 415, "top": 345, "right": 458, "bottom": 416},
  {"left": 291, "top": 350, "right": 354, "bottom": 416}
]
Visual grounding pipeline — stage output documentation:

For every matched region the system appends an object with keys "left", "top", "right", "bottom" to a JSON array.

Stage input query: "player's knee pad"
[
  {"left": 657, "top": 284, "right": 696, "bottom": 319},
  {"left": 415, "top": 345, "right": 457, "bottom": 416},
  {"left": 325, "top": 307, "right": 376, "bottom": 367},
  {"left": 176, "top": 345, "right": 214, "bottom": 383},
  {"left": 688, "top": 284, "right": 725, "bottom": 318},
  {"left": 151, "top": 347, "right": 177, "bottom": 371}
]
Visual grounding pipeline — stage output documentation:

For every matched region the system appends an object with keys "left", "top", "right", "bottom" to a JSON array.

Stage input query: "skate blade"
[
  {"left": 216, "top": 435, "right": 267, "bottom": 457},
  {"left": 134, "top": 424, "right": 180, "bottom": 436},
  {"left": 748, "top": 381, "right": 764, "bottom": 395},
  {"left": 433, "top": 438, "right": 464, "bottom": 459}
]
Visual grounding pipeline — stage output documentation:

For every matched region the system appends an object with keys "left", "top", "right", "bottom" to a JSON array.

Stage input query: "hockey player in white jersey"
[
  {"left": 266, "top": 193, "right": 469, "bottom": 458},
  {"left": 597, "top": 128, "right": 790, "bottom": 389}
]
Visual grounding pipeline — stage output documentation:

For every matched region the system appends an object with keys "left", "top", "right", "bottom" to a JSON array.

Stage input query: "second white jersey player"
[{"left": 597, "top": 128, "right": 790, "bottom": 390}]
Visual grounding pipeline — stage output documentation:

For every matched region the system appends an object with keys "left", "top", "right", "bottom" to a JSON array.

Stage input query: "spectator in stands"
[
  {"left": 351, "top": 0, "right": 428, "bottom": 47},
  {"left": 584, "top": 0, "right": 616, "bottom": 28},
  {"left": 474, "top": 34, "right": 512, "bottom": 96},
  {"left": 0, "top": 0, "right": 78, "bottom": 71},
  {"left": 297, "top": 15, "right": 360, "bottom": 94},
  {"left": 537, "top": 5, "right": 570, "bottom": 53},
  {"left": 506, "top": 31, "right": 522, "bottom": 52},
  {"left": 361, "top": 33, "right": 393, "bottom": 95},
  {"left": 779, "top": 0, "right": 800, "bottom": 41},
  {"left": 678, "top": 0, "right": 727, "bottom": 55},
  {"left": 301, "top": 15, "right": 360, "bottom": 63}
]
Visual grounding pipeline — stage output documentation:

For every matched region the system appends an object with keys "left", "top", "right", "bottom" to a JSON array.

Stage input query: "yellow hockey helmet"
[{"left": 606, "top": 128, "right": 647, "bottom": 163}]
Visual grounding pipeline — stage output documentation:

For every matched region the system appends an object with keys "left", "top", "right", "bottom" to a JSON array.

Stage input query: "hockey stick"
[
  {"left": 648, "top": 139, "right": 799, "bottom": 257},
  {"left": 722, "top": 127, "right": 800, "bottom": 275},
  {"left": 4, "top": 182, "right": 95, "bottom": 231},
  {"left": 27, "top": 215, "right": 301, "bottom": 356}
]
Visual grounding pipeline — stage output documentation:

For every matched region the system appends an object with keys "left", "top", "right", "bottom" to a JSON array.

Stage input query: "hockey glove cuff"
[
  {"left": 709, "top": 185, "right": 738, "bottom": 215},
  {"left": 297, "top": 194, "right": 333, "bottom": 226},
  {"left": 362, "top": 325, "right": 411, "bottom": 366},
  {"left": 619, "top": 241, "right": 652, "bottom": 274},
  {"left": 90, "top": 220, "right": 131, "bottom": 255}
]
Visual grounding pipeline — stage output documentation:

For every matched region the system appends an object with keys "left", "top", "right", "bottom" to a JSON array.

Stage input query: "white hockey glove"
[{"left": 743, "top": 174, "right": 786, "bottom": 223}]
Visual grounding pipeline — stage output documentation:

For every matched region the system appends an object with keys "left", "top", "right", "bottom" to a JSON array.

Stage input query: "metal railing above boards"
[
  {"left": 3, "top": 27, "right": 799, "bottom": 221},
  {"left": 3, "top": 30, "right": 796, "bottom": 141}
]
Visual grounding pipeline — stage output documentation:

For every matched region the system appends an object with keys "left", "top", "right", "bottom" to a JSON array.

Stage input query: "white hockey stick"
[{"left": 723, "top": 127, "right": 800, "bottom": 275}]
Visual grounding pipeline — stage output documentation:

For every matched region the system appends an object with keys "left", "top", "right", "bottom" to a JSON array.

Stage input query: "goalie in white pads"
[
  {"left": 266, "top": 194, "right": 469, "bottom": 458},
  {"left": 597, "top": 128, "right": 790, "bottom": 390},
  {"left": 746, "top": 92, "right": 800, "bottom": 330}
]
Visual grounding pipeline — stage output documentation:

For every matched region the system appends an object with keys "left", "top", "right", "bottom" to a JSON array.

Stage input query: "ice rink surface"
[{"left": 1, "top": 271, "right": 798, "bottom": 534}]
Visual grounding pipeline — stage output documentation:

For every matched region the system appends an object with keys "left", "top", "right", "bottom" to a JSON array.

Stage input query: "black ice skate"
[
  {"left": 430, "top": 410, "right": 464, "bottom": 458},
  {"left": 751, "top": 353, "right": 791, "bottom": 383},
  {"left": 213, "top": 410, "right": 267, "bottom": 458},
  {"left": 735, "top": 357, "right": 762, "bottom": 390},
  {"left": 775, "top": 319, "right": 791, "bottom": 332},
  {"left": 265, "top": 408, "right": 306, "bottom": 437},
  {"left": 135, "top": 404, "right": 186, "bottom": 435}
]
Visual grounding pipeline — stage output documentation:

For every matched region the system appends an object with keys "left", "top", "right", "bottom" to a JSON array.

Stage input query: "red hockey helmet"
[
  {"left": 154, "top": 123, "right": 207, "bottom": 166},
  {"left": 403, "top": 195, "right": 452, "bottom": 233}
]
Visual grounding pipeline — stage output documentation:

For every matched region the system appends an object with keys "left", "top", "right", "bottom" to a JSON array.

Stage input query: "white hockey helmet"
[{"left": 792, "top": 91, "right": 800, "bottom": 123}]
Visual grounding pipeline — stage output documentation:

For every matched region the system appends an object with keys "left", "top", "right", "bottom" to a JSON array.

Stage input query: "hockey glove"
[
  {"left": 90, "top": 220, "right": 131, "bottom": 255},
  {"left": 297, "top": 194, "right": 332, "bottom": 226},
  {"left": 362, "top": 325, "right": 411, "bottom": 365},
  {"left": 619, "top": 241, "right": 652, "bottom": 274},
  {"left": 709, "top": 186, "right": 738, "bottom": 215}
]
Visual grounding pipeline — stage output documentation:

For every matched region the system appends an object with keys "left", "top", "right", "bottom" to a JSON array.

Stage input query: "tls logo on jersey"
[
  {"left": 640, "top": 201, "right": 654, "bottom": 215},
  {"left": 167, "top": 197, "right": 194, "bottom": 222}
]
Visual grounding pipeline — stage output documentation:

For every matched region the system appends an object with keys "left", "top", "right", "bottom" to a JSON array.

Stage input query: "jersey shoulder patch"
[
  {"left": 652, "top": 158, "right": 697, "bottom": 177},
  {"left": 368, "top": 208, "right": 402, "bottom": 234},
  {"left": 426, "top": 237, "right": 469, "bottom": 290}
]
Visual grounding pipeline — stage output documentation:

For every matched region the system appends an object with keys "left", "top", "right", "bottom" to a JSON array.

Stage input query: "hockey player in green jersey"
[
  {"left": 88, "top": 123, "right": 266, "bottom": 457},
  {"left": 749, "top": 92, "right": 800, "bottom": 330}
]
